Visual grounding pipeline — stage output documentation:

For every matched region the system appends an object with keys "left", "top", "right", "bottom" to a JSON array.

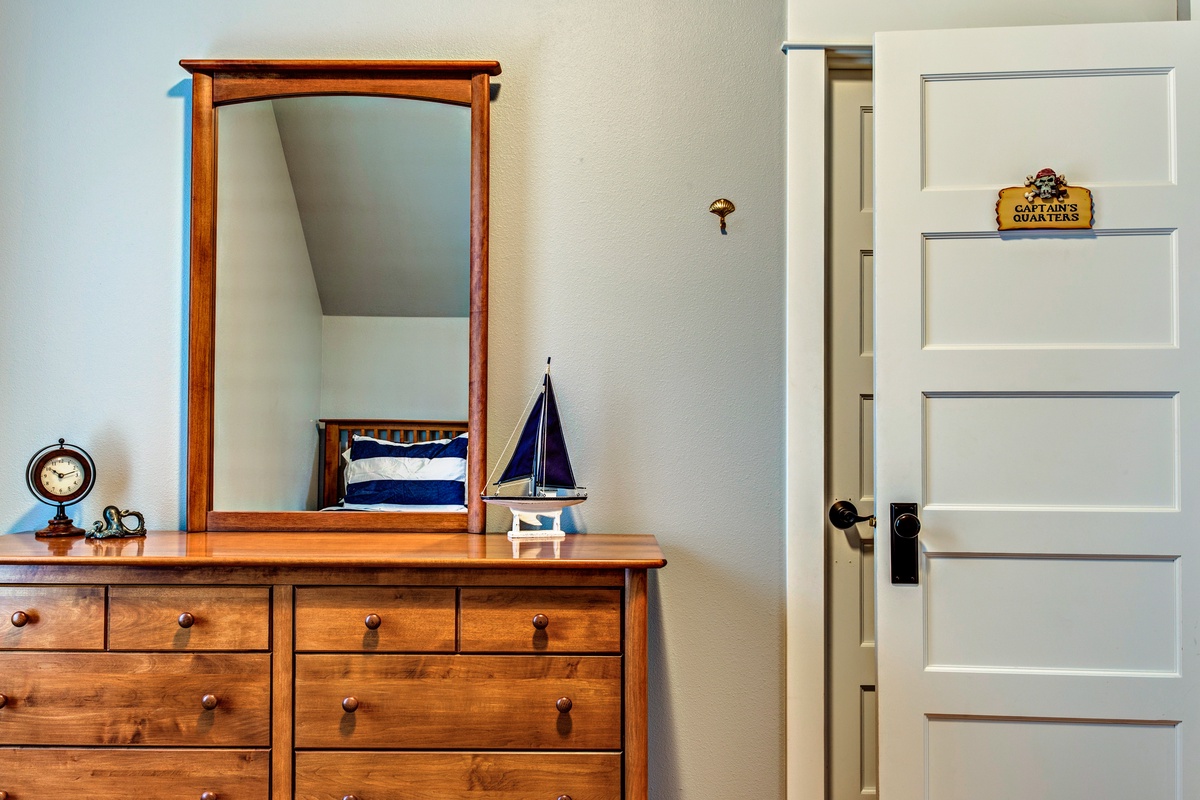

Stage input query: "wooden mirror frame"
[{"left": 180, "top": 60, "right": 499, "bottom": 533}]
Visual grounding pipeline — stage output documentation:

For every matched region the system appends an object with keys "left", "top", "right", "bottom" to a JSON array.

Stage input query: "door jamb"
[{"left": 783, "top": 42, "right": 872, "bottom": 800}]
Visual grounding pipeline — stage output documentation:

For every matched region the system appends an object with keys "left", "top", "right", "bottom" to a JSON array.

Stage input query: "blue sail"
[{"left": 496, "top": 372, "right": 577, "bottom": 491}]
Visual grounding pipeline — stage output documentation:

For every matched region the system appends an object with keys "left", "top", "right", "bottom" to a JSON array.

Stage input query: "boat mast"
[{"left": 530, "top": 358, "right": 551, "bottom": 496}]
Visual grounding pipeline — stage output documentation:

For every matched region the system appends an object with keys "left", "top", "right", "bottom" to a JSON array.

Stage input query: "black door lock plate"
[{"left": 890, "top": 502, "right": 920, "bottom": 585}]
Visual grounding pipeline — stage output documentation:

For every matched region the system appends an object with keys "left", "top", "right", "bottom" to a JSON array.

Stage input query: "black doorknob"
[
  {"left": 829, "top": 500, "right": 875, "bottom": 530},
  {"left": 893, "top": 512, "right": 921, "bottom": 539}
]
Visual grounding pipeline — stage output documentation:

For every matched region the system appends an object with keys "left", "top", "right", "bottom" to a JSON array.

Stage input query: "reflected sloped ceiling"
[{"left": 272, "top": 95, "right": 470, "bottom": 318}]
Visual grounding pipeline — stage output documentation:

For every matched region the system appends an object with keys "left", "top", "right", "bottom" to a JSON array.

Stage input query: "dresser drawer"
[
  {"left": 108, "top": 586, "right": 270, "bottom": 651},
  {"left": 295, "top": 654, "right": 622, "bottom": 749},
  {"left": 0, "top": 652, "right": 270, "bottom": 746},
  {"left": 0, "top": 748, "right": 269, "bottom": 799},
  {"left": 460, "top": 588, "right": 622, "bottom": 653},
  {"left": 0, "top": 585, "right": 104, "bottom": 650},
  {"left": 295, "top": 586, "right": 456, "bottom": 652},
  {"left": 296, "top": 751, "right": 622, "bottom": 800}
]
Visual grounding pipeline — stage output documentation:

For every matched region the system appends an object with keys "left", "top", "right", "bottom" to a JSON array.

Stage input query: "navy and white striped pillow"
[{"left": 342, "top": 433, "right": 468, "bottom": 507}]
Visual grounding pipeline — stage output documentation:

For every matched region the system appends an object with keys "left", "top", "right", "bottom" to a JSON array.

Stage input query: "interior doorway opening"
[{"left": 825, "top": 67, "right": 877, "bottom": 800}]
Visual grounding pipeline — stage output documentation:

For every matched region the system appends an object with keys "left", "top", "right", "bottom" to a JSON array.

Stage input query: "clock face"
[{"left": 39, "top": 455, "right": 85, "bottom": 497}]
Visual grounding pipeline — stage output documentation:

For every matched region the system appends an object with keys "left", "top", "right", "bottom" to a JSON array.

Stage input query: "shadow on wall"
[
  {"left": 8, "top": 505, "right": 57, "bottom": 534},
  {"left": 169, "top": 78, "right": 192, "bottom": 530},
  {"left": 92, "top": 423, "right": 134, "bottom": 513},
  {"left": 647, "top": 568, "right": 680, "bottom": 794},
  {"left": 645, "top": 545, "right": 785, "bottom": 798}
]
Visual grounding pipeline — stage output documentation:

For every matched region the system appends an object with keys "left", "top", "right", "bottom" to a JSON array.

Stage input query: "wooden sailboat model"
[{"left": 483, "top": 359, "right": 587, "bottom": 545}]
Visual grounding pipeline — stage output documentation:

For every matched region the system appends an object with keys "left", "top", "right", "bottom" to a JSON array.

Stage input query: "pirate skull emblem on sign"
[{"left": 1024, "top": 167, "right": 1068, "bottom": 202}]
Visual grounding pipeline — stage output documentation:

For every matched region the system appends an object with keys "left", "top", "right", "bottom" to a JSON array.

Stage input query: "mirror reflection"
[{"left": 211, "top": 95, "right": 470, "bottom": 511}]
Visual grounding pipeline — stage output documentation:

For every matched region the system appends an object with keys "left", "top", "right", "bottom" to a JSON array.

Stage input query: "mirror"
[
  {"left": 181, "top": 61, "right": 499, "bottom": 533},
  {"left": 212, "top": 96, "right": 470, "bottom": 512}
]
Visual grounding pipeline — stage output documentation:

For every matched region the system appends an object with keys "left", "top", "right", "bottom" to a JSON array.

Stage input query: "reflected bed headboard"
[{"left": 319, "top": 419, "right": 470, "bottom": 509}]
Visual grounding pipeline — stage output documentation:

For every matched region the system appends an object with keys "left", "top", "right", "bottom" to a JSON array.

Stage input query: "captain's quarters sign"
[{"left": 996, "top": 168, "right": 1094, "bottom": 231}]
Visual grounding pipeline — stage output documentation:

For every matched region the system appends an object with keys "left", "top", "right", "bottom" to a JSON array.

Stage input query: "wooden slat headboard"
[{"left": 319, "top": 419, "right": 470, "bottom": 508}]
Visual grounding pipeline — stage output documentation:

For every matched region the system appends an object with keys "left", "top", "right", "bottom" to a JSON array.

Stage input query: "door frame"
[{"left": 783, "top": 42, "right": 871, "bottom": 800}]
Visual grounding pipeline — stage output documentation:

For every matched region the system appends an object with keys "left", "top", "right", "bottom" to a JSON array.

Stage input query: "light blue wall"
[{"left": 0, "top": 1, "right": 786, "bottom": 796}]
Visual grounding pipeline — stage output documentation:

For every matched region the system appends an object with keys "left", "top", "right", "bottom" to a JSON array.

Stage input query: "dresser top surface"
[{"left": 0, "top": 531, "right": 666, "bottom": 569}]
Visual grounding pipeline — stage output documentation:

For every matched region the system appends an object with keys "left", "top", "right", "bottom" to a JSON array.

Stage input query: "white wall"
[
  {"left": 213, "top": 100, "right": 324, "bottom": 511},
  {"left": 319, "top": 316, "right": 468, "bottom": 421},
  {"left": 0, "top": 1, "right": 785, "bottom": 797},
  {"left": 788, "top": 0, "right": 1177, "bottom": 44},
  {"left": 273, "top": 95, "right": 472, "bottom": 319}
]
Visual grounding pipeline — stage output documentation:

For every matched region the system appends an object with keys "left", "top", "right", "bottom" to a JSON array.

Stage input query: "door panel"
[
  {"left": 922, "top": 231, "right": 1177, "bottom": 348},
  {"left": 875, "top": 19, "right": 1200, "bottom": 800},
  {"left": 922, "top": 69, "right": 1175, "bottom": 189},
  {"left": 926, "top": 718, "right": 1177, "bottom": 800},
  {"left": 925, "top": 555, "right": 1178, "bottom": 673},
  {"left": 924, "top": 392, "right": 1178, "bottom": 508}
]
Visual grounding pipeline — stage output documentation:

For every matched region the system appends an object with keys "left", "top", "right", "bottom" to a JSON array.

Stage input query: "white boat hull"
[
  {"left": 482, "top": 495, "right": 587, "bottom": 515},
  {"left": 483, "top": 495, "right": 586, "bottom": 534}
]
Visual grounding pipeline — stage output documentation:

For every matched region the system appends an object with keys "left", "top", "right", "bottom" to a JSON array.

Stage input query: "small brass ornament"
[
  {"left": 709, "top": 198, "right": 735, "bottom": 233},
  {"left": 87, "top": 505, "right": 147, "bottom": 539}
]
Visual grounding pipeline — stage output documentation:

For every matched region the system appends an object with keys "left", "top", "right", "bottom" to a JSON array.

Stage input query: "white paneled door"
[{"left": 874, "top": 20, "right": 1200, "bottom": 800}]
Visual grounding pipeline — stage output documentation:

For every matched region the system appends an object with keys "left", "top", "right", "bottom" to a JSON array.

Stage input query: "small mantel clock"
[{"left": 25, "top": 438, "right": 96, "bottom": 537}]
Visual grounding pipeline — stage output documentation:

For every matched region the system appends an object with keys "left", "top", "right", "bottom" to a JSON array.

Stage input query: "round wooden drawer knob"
[
  {"left": 364, "top": 613, "right": 382, "bottom": 630},
  {"left": 342, "top": 696, "right": 360, "bottom": 713},
  {"left": 201, "top": 793, "right": 218, "bottom": 800},
  {"left": 556, "top": 697, "right": 573, "bottom": 713},
  {"left": 178, "top": 612, "right": 195, "bottom": 628},
  {"left": 532, "top": 613, "right": 550, "bottom": 630},
  {"left": 0, "top": 693, "right": 7, "bottom": 708},
  {"left": 10, "top": 611, "right": 28, "bottom": 628},
  {"left": 201, "top": 694, "right": 219, "bottom": 711},
  {"left": 1, "top": 791, "right": 9, "bottom": 800}
]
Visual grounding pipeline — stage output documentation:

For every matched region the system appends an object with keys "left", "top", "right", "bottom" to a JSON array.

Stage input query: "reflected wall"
[{"left": 213, "top": 96, "right": 470, "bottom": 511}]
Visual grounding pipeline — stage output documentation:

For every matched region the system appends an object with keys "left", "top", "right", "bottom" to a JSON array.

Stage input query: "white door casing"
[{"left": 875, "top": 19, "right": 1200, "bottom": 800}]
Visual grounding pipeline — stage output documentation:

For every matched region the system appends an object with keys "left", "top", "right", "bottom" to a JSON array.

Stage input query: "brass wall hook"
[{"left": 709, "top": 198, "right": 735, "bottom": 233}]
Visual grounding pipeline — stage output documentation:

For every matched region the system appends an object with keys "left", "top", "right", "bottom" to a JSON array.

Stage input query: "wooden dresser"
[{"left": 0, "top": 531, "right": 664, "bottom": 800}]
